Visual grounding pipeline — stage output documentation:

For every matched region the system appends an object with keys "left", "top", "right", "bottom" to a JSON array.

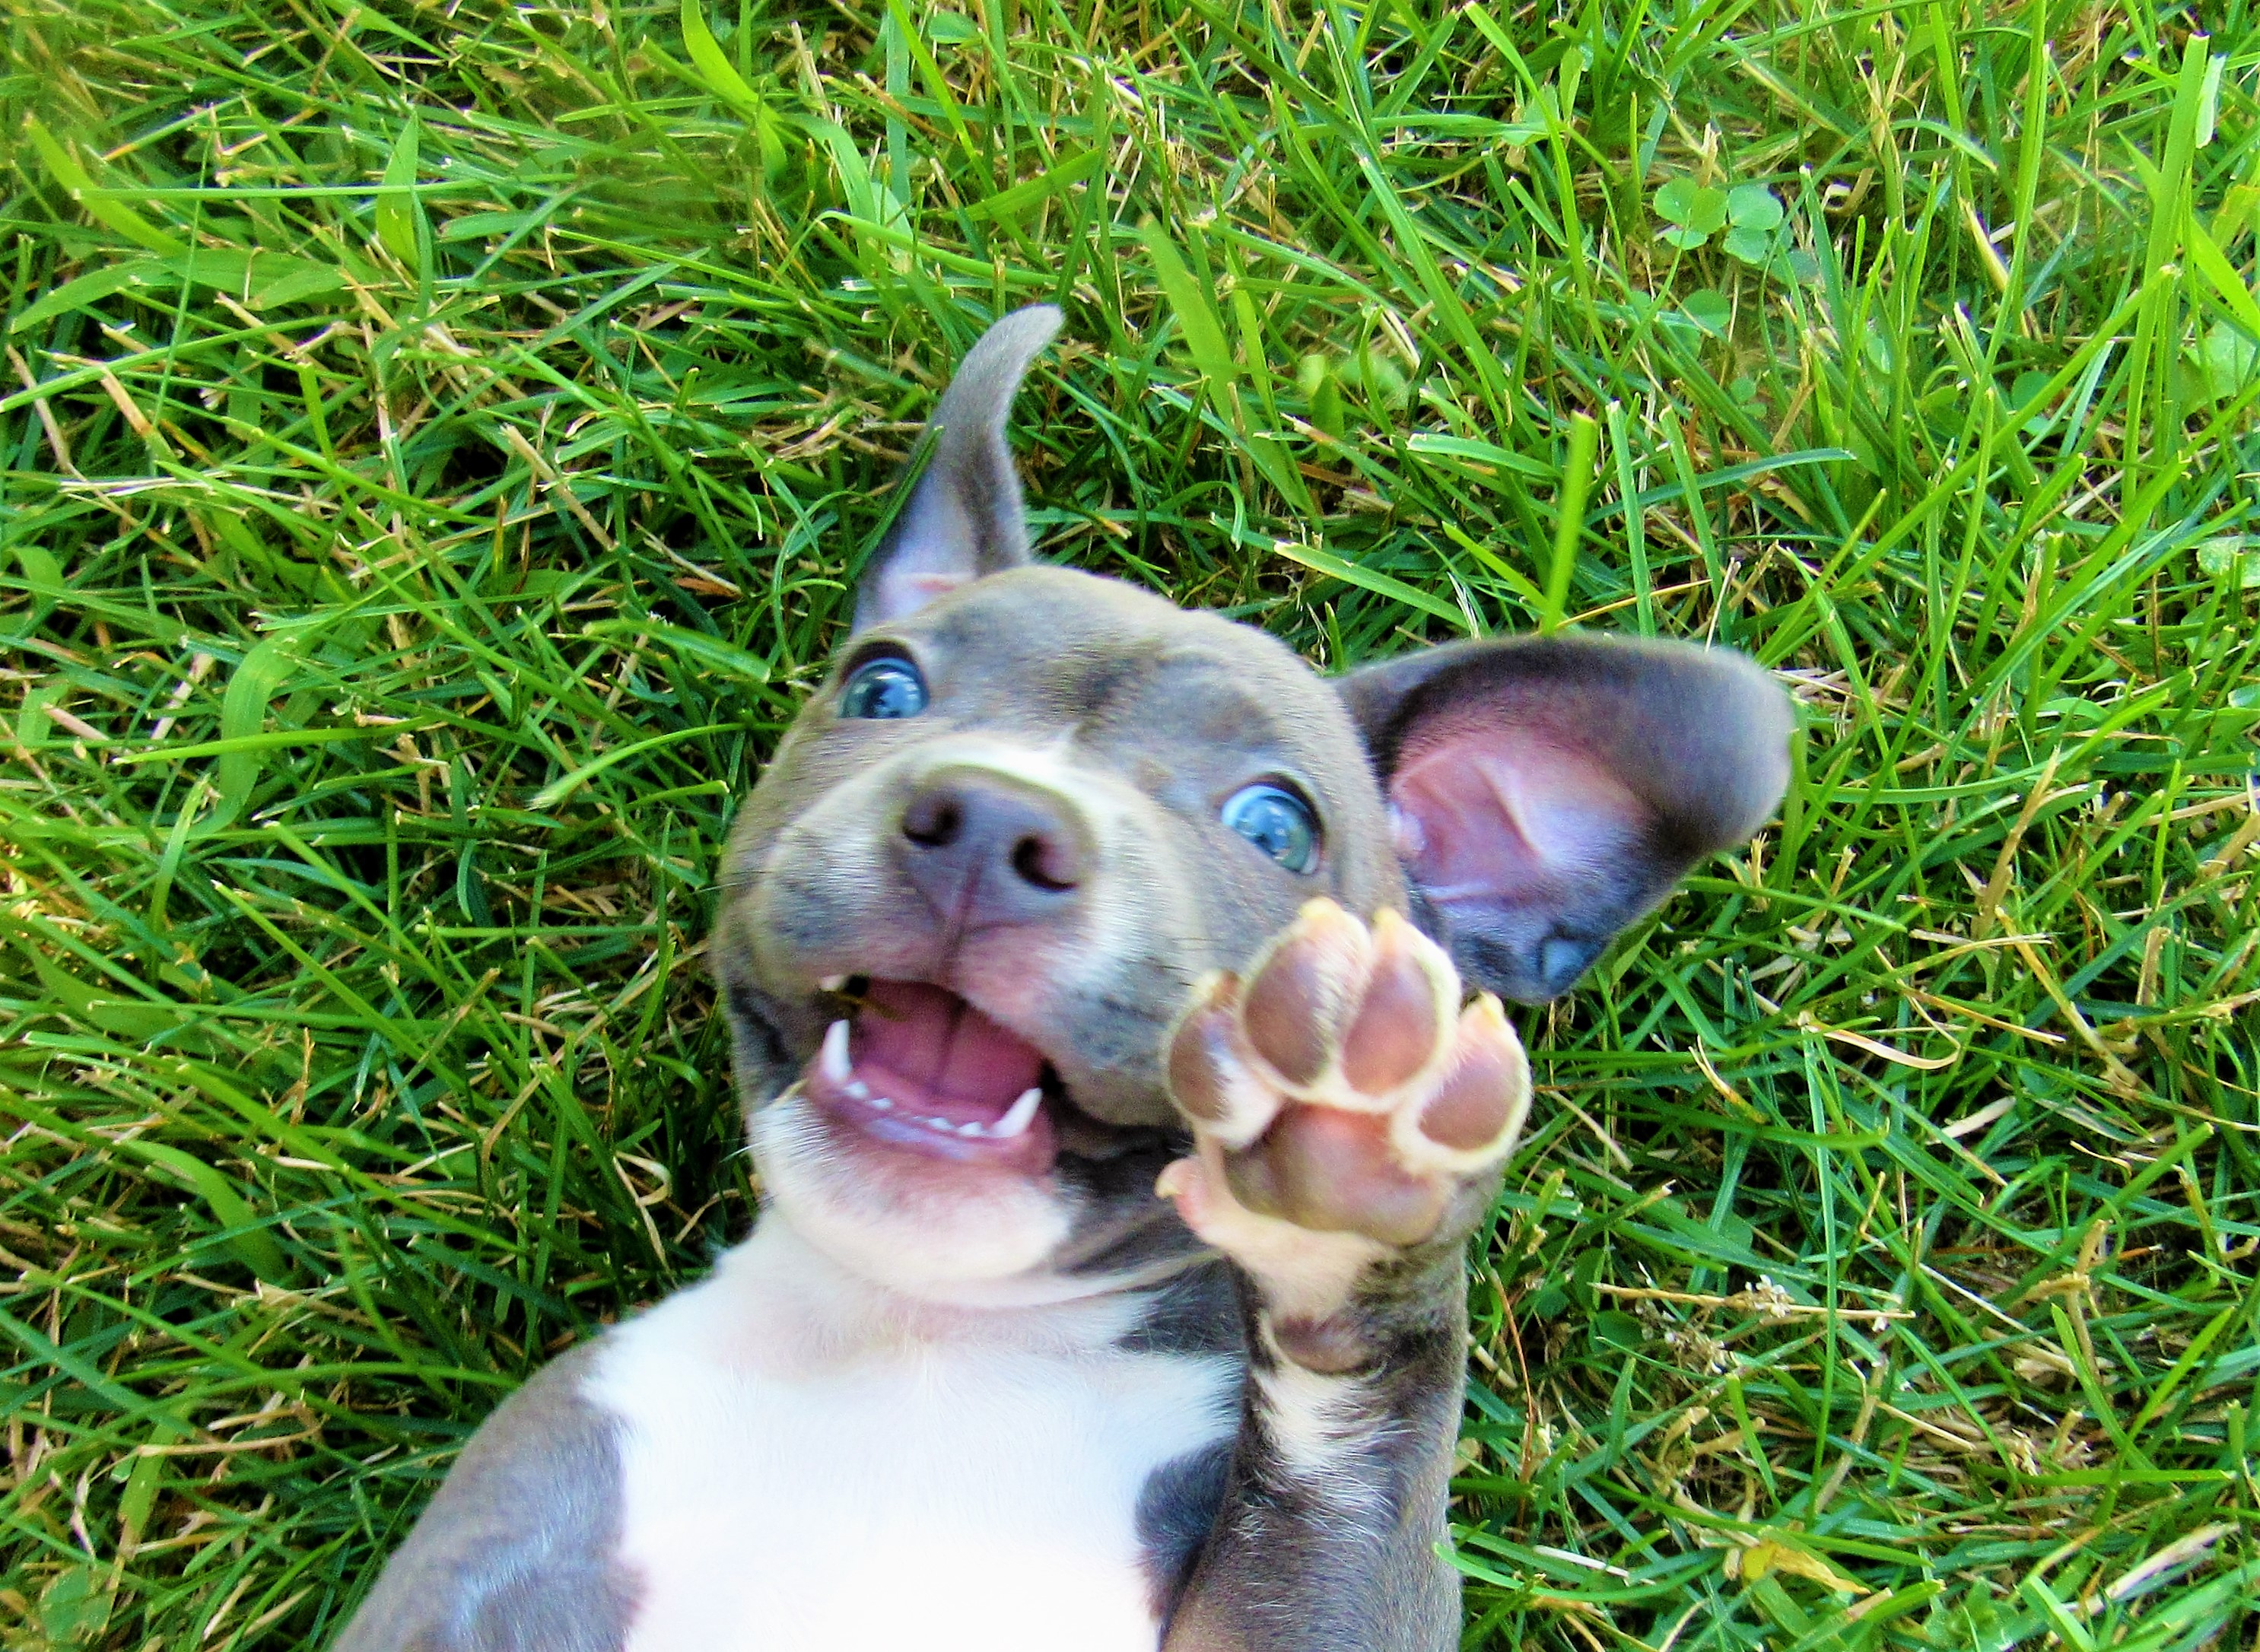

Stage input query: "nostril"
[
  {"left": 1010, "top": 834, "right": 1077, "bottom": 891},
  {"left": 902, "top": 795, "right": 962, "bottom": 849}
]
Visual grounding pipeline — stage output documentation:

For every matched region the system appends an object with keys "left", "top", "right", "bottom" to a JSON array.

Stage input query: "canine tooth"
[
  {"left": 990, "top": 1086, "right": 1043, "bottom": 1140},
  {"left": 820, "top": 1020, "right": 853, "bottom": 1084}
]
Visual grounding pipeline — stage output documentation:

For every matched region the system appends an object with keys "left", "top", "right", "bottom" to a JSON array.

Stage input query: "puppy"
[{"left": 335, "top": 305, "right": 1790, "bottom": 1652}]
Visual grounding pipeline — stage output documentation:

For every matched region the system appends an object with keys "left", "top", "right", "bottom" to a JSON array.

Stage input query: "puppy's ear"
[
  {"left": 853, "top": 304, "right": 1062, "bottom": 631},
  {"left": 1338, "top": 636, "right": 1791, "bottom": 1003}
]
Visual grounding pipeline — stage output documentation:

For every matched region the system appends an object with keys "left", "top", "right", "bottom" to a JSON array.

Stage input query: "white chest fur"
[{"left": 580, "top": 1222, "right": 1239, "bottom": 1652}]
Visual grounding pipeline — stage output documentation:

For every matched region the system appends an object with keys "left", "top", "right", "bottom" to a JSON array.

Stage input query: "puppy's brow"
[
  {"left": 1059, "top": 652, "right": 1151, "bottom": 717},
  {"left": 1155, "top": 685, "right": 1299, "bottom": 755}
]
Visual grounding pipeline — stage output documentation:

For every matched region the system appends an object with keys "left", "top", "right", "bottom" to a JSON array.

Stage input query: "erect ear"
[
  {"left": 853, "top": 304, "right": 1063, "bottom": 631},
  {"left": 1337, "top": 635, "right": 1792, "bottom": 1004}
]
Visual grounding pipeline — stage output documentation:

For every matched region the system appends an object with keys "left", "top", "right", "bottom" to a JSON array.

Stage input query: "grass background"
[{"left": 2, "top": 0, "right": 2258, "bottom": 1645}]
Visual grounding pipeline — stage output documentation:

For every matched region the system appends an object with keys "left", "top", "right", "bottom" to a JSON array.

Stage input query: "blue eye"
[
  {"left": 1221, "top": 783, "right": 1321, "bottom": 873},
  {"left": 840, "top": 656, "right": 928, "bottom": 720}
]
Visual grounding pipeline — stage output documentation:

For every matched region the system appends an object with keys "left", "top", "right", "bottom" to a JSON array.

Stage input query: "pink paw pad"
[{"left": 1161, "top": 900, "right": 1530, "bottom": 1252}]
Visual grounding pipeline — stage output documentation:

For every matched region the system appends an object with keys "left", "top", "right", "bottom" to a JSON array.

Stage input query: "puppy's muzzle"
[{"left": 896, "top": 763, "right": 1094, "bottom": 929}]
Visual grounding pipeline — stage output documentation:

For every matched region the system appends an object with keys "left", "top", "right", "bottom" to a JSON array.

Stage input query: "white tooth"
[
  {"left": 958, "top": 1121, "right": 985, "bottom": 1137},
  {"left": 869, "top": 1094, "right": 893, "bottom": 1110},
  {"left": 820, "top": 1020, "right": 852, "bottom": 1085},
  {"left": 990, "top": 1086, "right": 1043, "bottom": 1140},
  {"left": 923, "top": 1117, "right": 952, "bottom": 1132},
  {"left": 818, "top": 974, "right": 847, "bottom": 992},
  {"left": 845, "top": 1079, "right": 870, "bottom": 1101}
]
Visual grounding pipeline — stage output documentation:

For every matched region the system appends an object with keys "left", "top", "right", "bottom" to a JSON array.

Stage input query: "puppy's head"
[{"left": 715, "top": 307, "right": 1791, "bottom": 1301}]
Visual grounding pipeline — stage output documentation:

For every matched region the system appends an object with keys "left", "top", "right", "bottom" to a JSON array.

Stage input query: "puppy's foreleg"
[{"left": 1157, "top": 902, "right": 1529, "bottom": 1650}]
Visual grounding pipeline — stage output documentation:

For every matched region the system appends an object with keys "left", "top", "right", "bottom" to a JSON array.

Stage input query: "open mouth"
[{"left": 803, "top": 977, "right": 1062, "bottom": 1167}]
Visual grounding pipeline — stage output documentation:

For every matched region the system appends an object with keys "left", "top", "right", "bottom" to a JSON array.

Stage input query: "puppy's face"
[
  {"left": 717, "top": 567, "right": 1405, "bottom": 1297},
  {"left": 714, "top": 309, "right": 1790, "bottom": 1301}
]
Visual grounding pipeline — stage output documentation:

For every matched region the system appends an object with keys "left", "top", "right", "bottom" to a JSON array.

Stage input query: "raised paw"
[{"left": 1158, "top": 900, "right": 1530, "bottom": 1255}]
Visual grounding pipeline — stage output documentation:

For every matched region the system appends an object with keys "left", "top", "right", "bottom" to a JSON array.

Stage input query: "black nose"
[{"left": 898, "top": 771, "right": 1089, "bottom": 922}]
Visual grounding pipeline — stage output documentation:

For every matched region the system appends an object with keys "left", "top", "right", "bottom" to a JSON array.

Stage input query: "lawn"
[{"left": 2, "top": 0, "right": 2257, "bottom": 1645}]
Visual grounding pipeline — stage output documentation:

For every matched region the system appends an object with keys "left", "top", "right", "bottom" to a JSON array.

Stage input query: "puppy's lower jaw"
[
  {"left": 752, "top": 1091, "right": 1078, "bottom": 1301},
  {"left": 744, "top": 979, "right": 1106, "bottom": 1300},
  {"left": 736, "top": 972, "right": 1204, "bottom": 1300}
]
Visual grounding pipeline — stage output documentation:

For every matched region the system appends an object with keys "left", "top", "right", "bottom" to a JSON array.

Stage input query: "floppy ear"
[
  {"left": 853, "top": 304, "right": 1063, "bottom": 631},
  {"left": 1337, "top": 635, "right": 1792, "bottom": 1004}
]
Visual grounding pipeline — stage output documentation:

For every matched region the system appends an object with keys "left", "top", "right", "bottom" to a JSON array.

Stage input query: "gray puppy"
[{"left": 337, "top": 306, "right": 1789, "bottom": 1652}]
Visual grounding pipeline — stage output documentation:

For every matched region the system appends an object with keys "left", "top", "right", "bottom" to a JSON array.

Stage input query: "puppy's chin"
[{"left": 749, "top": 1094, "right": 1078, "bottom": 1304}]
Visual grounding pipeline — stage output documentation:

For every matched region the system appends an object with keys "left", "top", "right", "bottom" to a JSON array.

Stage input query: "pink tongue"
[{"left": 852, "top": 980, "right": 1044, "bottom": 1119}]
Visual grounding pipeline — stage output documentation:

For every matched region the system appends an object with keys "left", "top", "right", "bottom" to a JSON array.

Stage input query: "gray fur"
[
  {"left": 1135, "top": 1438, "right": 1233, "bottom": 1622},
  {"left": 1117, "top": 1263, "right": 1242, "bottom": 1358},
  {"left": 1160, "top": 1241, "right": 1474, "bottom": 1650},
  {"left": 854, "top": 304, "right": 1063, "bottom": 630},
  {"left": 332, "top": 1345, "right": 635, "bottom": 1652},
  {"left": 1054, "top": 1135, "right": 1209, "bottom": 1277},
  {"left": 718, "top": 562, "right": 1410, "bottom": 1135}
]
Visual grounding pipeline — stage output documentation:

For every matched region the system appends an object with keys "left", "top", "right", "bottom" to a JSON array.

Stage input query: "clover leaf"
[
  {"left": 1680, "top": 288, "right": 1731, "bottom": 336},
  {"left": 1717, "top": 185, "right": 1786, "bottom": 265},
  {"left": 2198, "top": 536, "right": 2260, "bottom": 589},
  {"left": 2199, "top": 321, "right": 2258, "bottom": 402},
  {"left": 1722, "top": 224, "right": 1772, "bottom": 263},
  {"left": 1655, "top": 178, "right": 1729, "bottom": 249},
  {"left": 1727, "top": 183, "right": 1783, "bottom": 230}
]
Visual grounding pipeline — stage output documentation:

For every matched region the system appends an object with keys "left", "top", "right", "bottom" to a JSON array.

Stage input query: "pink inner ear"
[
  {"left": 1390, "top": 726, "right": 1648, "bottom": 907},
  {"left": 902, "top": 571, "right": 968, "bottom": 605},
  {"left": 860, "top": 490, "right": 981, "bottom": 627}
]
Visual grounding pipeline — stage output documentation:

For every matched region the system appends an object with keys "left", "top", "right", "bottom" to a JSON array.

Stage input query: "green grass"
[{"left": 2, "top": 0, "right": 2257, "bottom": 1644}]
